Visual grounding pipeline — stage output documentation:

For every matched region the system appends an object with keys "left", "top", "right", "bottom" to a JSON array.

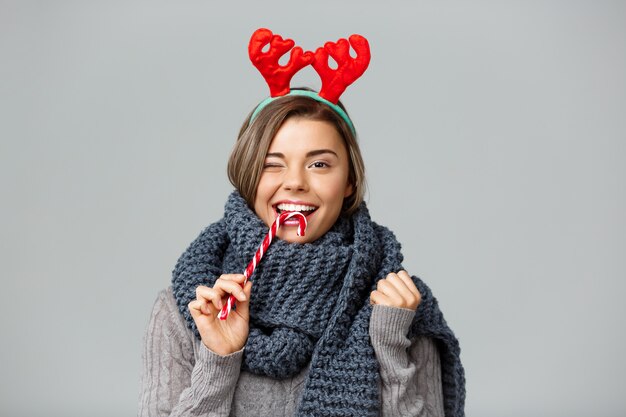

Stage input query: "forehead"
[{"left": 268, "top": 118, "right": 346, "bottom": 154}]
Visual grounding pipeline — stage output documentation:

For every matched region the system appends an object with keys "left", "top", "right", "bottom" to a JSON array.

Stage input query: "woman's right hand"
[{"left": 188, "top": 274, "right": 252, "bottom": 356}]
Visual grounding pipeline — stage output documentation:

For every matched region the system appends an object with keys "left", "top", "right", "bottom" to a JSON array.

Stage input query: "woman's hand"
[
  {"left": 370, "top": 270, "right": 421, "bottom": 311},
  {"left": 188, "top": 274, "right": 252, "bottom": 356}
]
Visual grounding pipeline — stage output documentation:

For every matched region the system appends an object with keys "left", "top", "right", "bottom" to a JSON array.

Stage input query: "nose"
[{"left": 282, "top": 166, "right": 308, "bottom": 192}]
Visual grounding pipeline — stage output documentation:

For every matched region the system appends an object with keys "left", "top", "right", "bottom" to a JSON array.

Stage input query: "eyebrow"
[{"left": 266, "top": 149, "right": 339, "bottom": 158}]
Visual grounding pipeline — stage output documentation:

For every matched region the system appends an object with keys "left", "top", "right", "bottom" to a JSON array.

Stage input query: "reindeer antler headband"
[{"left": 248, "top": 28, "right": 371, "bottom": 134}]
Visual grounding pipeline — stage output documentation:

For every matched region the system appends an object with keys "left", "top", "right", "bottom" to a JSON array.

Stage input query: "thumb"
[
  {"left": 188, "top": 299, "right": 203, "bottom": 320},
  {"left": 236, "top": 281, "right": 253, "bottom": 321}
]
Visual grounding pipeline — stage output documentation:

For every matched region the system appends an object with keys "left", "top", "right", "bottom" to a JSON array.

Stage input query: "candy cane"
[{"left": 217, "top": 211, "right": 307, "bottom": 320}]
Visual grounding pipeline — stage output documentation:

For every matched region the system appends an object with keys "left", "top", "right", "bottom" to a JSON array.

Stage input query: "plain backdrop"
[{"left": 1, "top": 1, "right": 625, "bottom": 416}]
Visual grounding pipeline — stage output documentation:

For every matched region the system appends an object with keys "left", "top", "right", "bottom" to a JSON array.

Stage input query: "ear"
[{"left": 343, "top": 182, "right": 354, "bottom": 198}]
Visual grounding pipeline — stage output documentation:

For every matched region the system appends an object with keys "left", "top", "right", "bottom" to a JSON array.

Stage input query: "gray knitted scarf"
[{"left": 172, "top": 191, "right": 465, "bottom": 416}]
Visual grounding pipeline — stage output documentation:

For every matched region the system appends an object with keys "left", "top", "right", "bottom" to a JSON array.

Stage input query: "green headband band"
[{"left": 249, "top": 90, "right": 356, "bottom": 135}]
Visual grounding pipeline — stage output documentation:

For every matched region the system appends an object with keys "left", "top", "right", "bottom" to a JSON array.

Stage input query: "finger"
[
  {"left": 234, "top": 281, "right": 253, "bottom": 321},
  {"left": 214, "top": 279, "right": 248, "bottom": 302},
  {"left": 376, "top": 279, "right": 406, "bottom": 307},
  {"left": 188, "top": 299, "right": 201, "bottom": 318},
  {"left": 390, "top": 270, "right": 421, "bottom": 309},
  {"left": 370, "top": 289, "right": 393, "bottom": 306},
  {"left": 397, "top": 270, "right": 421, "bottom": 300},
  {"left": 218, "top": 274, "right": 246, "bottom": 284},
  {"left": 385, "top": 273, "right": 416, "bottom": 306},
  {"left": 196, "top": 286, "right": 224, "bottom": 310},
  {"left": 188, "top": 299, "right": 214, "bottom": 319}
]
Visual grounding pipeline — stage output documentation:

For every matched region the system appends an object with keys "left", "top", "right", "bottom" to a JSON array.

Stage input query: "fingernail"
[{"left": 239, "top": 293, "right": 247, "bottom": 301}]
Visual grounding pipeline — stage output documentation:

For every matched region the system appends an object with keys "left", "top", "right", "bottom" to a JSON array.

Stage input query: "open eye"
[{"left": 309, "top": 161, "right": 330, "bottom": 169}]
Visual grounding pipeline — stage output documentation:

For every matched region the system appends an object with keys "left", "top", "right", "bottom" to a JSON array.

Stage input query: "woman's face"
[{"left": 253, "top": 117, "right": 353, "bottom": 243}]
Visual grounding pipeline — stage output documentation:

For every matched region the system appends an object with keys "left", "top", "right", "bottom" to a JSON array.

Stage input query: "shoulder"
[
  {"left": 147, "top": 287, "right": 194, "bottom": 347},
  {"left": 151, "top": 286, "right": 179, "bottom": 314}
]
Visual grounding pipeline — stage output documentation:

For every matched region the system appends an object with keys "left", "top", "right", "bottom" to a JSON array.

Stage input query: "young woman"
[{"left": 139, "top": 29, "right": 465, "bottom": 417}]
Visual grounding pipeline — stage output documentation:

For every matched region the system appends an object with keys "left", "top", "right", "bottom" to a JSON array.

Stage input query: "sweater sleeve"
[
  {"left": 370, "top": 304, "right": 445, "bottom": 417},
  {"left": 138, "top": 288, "right": 243, "bottom": 417}
]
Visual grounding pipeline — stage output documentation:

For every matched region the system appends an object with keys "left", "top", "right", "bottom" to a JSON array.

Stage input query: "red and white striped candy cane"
[{"left": 217, "top": 211, "right": 307, "bottom": 320}]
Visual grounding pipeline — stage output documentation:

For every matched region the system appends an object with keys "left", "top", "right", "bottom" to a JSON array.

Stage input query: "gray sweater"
[{"left": 139, "top": 287, "right": 444, "bottom": 417}]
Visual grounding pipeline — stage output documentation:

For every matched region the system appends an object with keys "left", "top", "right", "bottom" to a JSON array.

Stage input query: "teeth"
[{"left": 277, "top": 203, "right": 317, "bottom": 212}]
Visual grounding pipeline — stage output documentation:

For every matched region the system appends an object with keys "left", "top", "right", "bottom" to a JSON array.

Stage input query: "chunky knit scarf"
[{"left": 172, "top": 191, "right": 465, "bottom": 417}]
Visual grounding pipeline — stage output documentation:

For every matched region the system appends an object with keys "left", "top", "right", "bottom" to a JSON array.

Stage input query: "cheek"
[
  {"left": 327, "top": 183, "right": 348, "bottom": 203},
  {"left": 254, "top": 175, "right": 284, "bottom": 216},
  {"left": 256, "top": 174, "right": 278, "bottom": 199},
  {"left": 316, "top": 175, "right": 350, "bottom": 205}
]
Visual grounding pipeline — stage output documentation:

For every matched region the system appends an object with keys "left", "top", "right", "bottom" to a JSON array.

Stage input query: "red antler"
[
  {"left": 248, "top": 28, "right": 314, "bottom": 97},
  {"left": 311, "top": 34, "right": 371, "bottom": 104}
]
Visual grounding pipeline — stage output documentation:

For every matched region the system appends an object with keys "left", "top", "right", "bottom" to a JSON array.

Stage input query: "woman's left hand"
[{"left": 370, "top": 270, "right": 422, "bottom": 311}]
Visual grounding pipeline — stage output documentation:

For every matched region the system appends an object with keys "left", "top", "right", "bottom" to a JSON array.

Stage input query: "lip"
[
  {"left": 272, "top": 199, "right": 319, "bottom": 222},
  {"left": 273, "top": 199, "right": 318, "bottom": 207}
]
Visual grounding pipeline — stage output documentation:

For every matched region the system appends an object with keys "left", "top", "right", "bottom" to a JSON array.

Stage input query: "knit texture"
[{"left": 171, "top": 191, "right": 465, "bottom": 416}]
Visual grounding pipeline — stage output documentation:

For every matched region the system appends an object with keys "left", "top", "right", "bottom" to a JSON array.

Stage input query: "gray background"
[{"left": 1, "top": 1, "right": 625, "bottom": 416}]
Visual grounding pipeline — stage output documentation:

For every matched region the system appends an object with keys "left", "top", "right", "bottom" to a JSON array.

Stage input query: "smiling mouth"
[{"left": 274, "top": 203, "right": 318, "bottom": 217}]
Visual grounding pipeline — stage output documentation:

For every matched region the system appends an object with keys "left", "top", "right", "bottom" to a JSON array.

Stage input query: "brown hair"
[{"left": 227, "top": 92, "right": 366, "bottom": 215}]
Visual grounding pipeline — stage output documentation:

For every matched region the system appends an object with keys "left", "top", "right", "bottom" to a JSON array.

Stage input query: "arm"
[
  {"left": 138, "top": 288, "right": 243, "bottom": 417},
  {"left": 370, "top": 305, "right": 445, "bottom": 417}
]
